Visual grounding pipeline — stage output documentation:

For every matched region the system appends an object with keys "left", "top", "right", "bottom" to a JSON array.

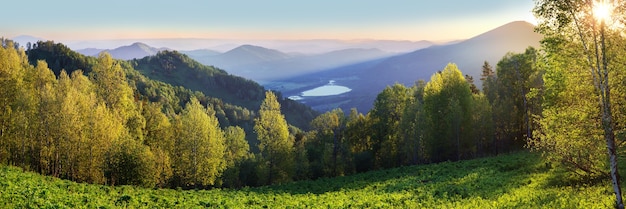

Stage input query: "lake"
[{"left": 288, "top": 80, "right": 352, "bottom": 100}]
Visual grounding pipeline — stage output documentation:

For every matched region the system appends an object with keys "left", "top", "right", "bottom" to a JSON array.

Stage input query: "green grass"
[{"left": 0, "top": 152, "right": 617, "bottom": 208}]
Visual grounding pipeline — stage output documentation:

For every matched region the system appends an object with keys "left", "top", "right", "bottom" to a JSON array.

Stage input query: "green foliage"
[
  {"left": 1, "top": 39, "right": 321, "bottom": 188},
  {"left": 0, "top": 152, "right": 618, "bottom": 208},
  {"left": 131, "top": 51, "right": 317, "bottom": 130},
  {"left": 27, "top": 41, "right": 96, "bottom": 76},
  {"left": 173, "top": 98, "right": 226, "bottom": 188},
  {"left": 105, "top": 139, "right": 157, "bottom": 187},
  {"left": 495, "top": 48, "right": 539, "bottom": 141},
  {"left": 398, "top": 80, "right": 427, "bottom": 165},
  {"left": 529, "top": 37, "right": 609, "bottom": 176},
  {"left": 222, "top": 126, "right": 252, "bottom": 188},
  {"left": 254, "top": 91, "right": 295, "bottom": 185},
  {"left": 423, "top": 63, "right": 473, "bottom": 162},
  {"left": 308, "top": 109, "right": 351, "bottom": 178},
  {"left": 369, "top": 83, "right": 413, "bottom": 168}
]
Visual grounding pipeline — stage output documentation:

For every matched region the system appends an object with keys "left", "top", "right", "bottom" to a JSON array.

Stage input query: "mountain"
[
  {"left": 76, "top": 42, "right": 168, "bottom": 60},
  {"left": 130, "top": 50, "right": 317, "bottom": 128},
  {"left": 76, "top": 48, "right": 105, "bottom": 56},
  {"left": 214, "top": 44, "right": 292, "bottom": 67},
  {"left": 253, "top": 39, "right": 435, "bottom": 54},
  {"left": 345, "top": 40, "right": 435, "bottom": 53},
  {"left": 26, "top": 40, "right": 317, "bottom": 133},
  {"left": 181, "top": 49, "right": 221, "bottom": 61},
  {"left": 107, "top": 42, "right": 170, "bottom": 60},
  {"left": 274, "top": 21, "right": 543, "bottom": 112},
  {"left": 368, "top": 21, "right": 541, "bottom": 86},
  {"left": 190, "top": 45, "right": 394, "bottom": 82}
]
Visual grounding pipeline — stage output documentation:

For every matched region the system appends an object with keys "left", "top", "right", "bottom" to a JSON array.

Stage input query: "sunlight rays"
[{"left": 593, "top": 0, "right": 614, "bottom": 23}]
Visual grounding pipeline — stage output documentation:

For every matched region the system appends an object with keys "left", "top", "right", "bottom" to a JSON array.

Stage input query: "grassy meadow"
[{"left": 0, "top": 151, "right": 616, "bottom": 208}]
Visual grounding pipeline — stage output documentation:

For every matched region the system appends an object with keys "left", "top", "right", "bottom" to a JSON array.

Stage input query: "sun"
[{"left": 593, "top": 0, "right": 613, "bottom": 22}]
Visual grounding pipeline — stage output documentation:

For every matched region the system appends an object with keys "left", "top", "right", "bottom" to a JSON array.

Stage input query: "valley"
[
  {"left": 50, "top": 21, "right": 539, "bottom": 113},
  {"left": 5, "top": 0, "right": 626, "bottom": 207}
]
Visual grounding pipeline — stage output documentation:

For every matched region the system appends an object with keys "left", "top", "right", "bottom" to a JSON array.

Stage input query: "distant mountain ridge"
[
  {"left": 77, "top": 42, "right": 169, "bottom": 60},
  {"left": 74, "top": 42, "right": 398, "bottom": 82},
  {"left": 185, "top": 45, "right": 396, "bottom": 82},
  {"left": 67, "top": 38, "right": 434, "bottom": 54},
  {"left": 374, "top": 21, "right": 541, "bottom": 85},
  {"left": 211, "top": 44, "right": 293, "bottom": 68},
  {"left": 273, "top": 21, "right": 543, "bottom": 112}
]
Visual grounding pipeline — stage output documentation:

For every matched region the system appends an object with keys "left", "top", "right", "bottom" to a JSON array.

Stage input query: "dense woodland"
[
  {"left": 2, "top": 2, "right": 626, "bottom": 207},
  {"left": 0, "top": 37, "right": 575, "bottom": 189}
]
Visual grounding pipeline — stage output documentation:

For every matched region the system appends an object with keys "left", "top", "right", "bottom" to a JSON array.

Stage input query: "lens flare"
[{"left": 593, "top": 0, "right": 613, "bottom": 22}]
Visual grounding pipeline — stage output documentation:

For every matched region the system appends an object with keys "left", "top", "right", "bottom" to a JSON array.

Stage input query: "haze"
[{"left": 2, "top": 0, "right": 535, "bottom": 43}]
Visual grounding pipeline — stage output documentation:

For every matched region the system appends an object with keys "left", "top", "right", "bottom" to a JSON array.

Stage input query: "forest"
[
  {"left": 3, "top": 0, "right": 626, "bottom": 207},
  {"left": 0, "top": 36, "right": 541, "bottom": 188}
]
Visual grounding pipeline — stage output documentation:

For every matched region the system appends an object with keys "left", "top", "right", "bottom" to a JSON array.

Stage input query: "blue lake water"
[{"left": 288, "top": 80, "right": 352, "bottom": 100}]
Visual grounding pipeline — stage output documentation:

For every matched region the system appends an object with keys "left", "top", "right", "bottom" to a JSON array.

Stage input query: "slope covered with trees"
[{"left": 0, "top": 38, "right": 322, "bottom": 188}]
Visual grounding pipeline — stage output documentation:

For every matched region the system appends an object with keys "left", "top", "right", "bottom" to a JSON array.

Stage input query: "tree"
[
  {"left": 105, "top": 138, "right": 157, "bottom": 187},
  {"left": 495, "top": 48, "right": 538, "bottom": 143},
  {"left": 399, "top": 80, "right": 427, "bottom": 165},
  {"left": 173, "top": 98, "right": 226, "bottom": 187},
  {"left": 91, "top": 52, "right": 145, "bottom": 142},
  {"left": 30, "top": 60, "right": 58, "bottom": 175},
  {"left": 0, "top": 43, "right": 31, "bottom": 165},
  {"left": 221, "top": 126, "right": 251, "bottom": 187},
  {"left": 465, "top": 74, "right": 480, "bottom": 94},
  {"left": 343, "top": 108, "right": 374, "bottom": 172},
  {"left": 534, "top": 0, "right": 626, "bottom": 207},
  {"left": 470, "top": 93, "right": 494, "bottom": 156},
  {"left": 423, "top": 63, "right": 473, "bottom": 162},
  {"left": 254, "top": 91, "right": 294, "bottom": 185},
  {"left": 309, "top": 108, "right": 349, "bottom": 177},
  {"left": 369, "top": 83, "right": 412, "bottom": 168},
  {"left": 141, "top": 102, "right": 174, "bottom": 187}
]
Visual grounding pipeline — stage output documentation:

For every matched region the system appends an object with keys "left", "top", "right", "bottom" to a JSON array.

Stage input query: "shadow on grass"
[{"left": 256, "top": 151, "right": 544, "bottom": 199}]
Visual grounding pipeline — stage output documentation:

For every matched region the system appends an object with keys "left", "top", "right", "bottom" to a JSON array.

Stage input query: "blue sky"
[{"left": 2, "top": 0, "right": 536, "bottom": 41}]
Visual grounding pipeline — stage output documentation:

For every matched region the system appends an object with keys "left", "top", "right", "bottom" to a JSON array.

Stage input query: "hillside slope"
[
  {"left": 27, "top": 41, "right": 317, "bottom": 131},
  {"left": 0, "top": 152, "right": 614, "bottom": 208},
  {"left": 131, "top": 51, "right": 317, "bottom": 128}
]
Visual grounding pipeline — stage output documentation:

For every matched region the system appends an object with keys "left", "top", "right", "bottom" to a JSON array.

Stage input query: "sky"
[{"left": 1, "top": 0, "right": 536, "bottom": 42}]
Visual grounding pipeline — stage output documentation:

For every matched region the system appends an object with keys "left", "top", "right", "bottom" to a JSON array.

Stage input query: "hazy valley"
[{"left": 16, "top": 21, "right": 539, "bottom": 113}]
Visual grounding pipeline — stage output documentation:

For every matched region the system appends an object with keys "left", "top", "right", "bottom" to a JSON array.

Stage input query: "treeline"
[
  {"left": 3, "top": 23, "right": 621, "bottom": 189},
  {"left": 0, "top": 39, "right": 315, "bottom": 188},
  {"left": 297, "top": 48, "right": 541, "bottom": 178},
  {"left": 26, "top": 40, "right": 316, "bottom": 139}
]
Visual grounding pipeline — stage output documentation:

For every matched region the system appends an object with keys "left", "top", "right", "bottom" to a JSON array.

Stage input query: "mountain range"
[
  {"left": 24, "top": 20, "right": 541, "bottom": 113},
  {"left": 73, "top": 42, "right": 407, "bottom": 82},
  {"left": 190, "top": 45, "right": 397, "bottom": 82},
  {"left": 76, "top": 42, "right": 169, "bottom": 60},
  {"left": 269, "top": 21, "right": 543, "bottom": 112}
]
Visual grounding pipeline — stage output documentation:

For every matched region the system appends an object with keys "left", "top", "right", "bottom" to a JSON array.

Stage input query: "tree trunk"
[{"left": 599, "top": 24, "right": 624, "bottom": 209}]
